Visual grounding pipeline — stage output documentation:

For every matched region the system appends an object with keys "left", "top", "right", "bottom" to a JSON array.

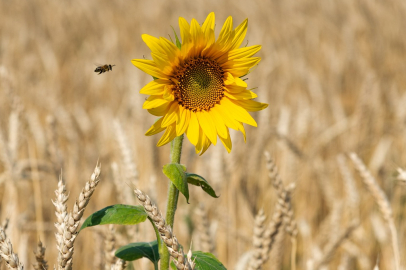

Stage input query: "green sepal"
[
  {"left": 163, "top": 163, "right": 189, "bottom": 203},
  {"left": 115, "top": 240, "right": 159, "bottom": 266},
  {"left": 80, "top": 204, "right": 147, "bottom": 231},
  {"left": 171, "top": 26, "right": 182, "bottom": 49},
  {"left": 186, "top": 173, "right": 219, "bottom": 198}
]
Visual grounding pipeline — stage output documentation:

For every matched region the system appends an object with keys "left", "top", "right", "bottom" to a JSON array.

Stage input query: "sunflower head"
[{"left": 132, "top": 12, "right": 268, "bottom": 155}]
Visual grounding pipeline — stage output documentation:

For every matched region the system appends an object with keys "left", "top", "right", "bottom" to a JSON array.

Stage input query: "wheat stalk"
[
  {"left": 313, "top": 221, "right": 358, "bottom": 269},
  {"left": 133, "top": 188, "right": 195, "bottom": 270},
  {"left": 104, "top": 225, "right": 117, "bottom": 270},
  {"left": 349, "top": 153, "right": 400, "bottom": 270}
]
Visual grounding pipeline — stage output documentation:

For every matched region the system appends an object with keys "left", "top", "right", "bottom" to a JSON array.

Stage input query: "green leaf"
[
  {"left": 186, "top": 173, "right": 219, "bottom": 198},
  {"left": 171, "top": 26, "right": 181, "bottom": 49},
  {"left": 115, "top": 241, "right": 159, "bottom": 265},
  {"left": 193, "top": 251, "right": 227, "bottom": 270},
  {"left": 163, "top": 163, "right": 189, "bottom": 203},
  {"left": 80, "top": 204, "right": 148, "bottom": 231},
  {"left": 170, "top": 252, "right": 226, "bottom": 270},
  {"left": 170, "top": 262, "right": 177, "bottom": 270}
]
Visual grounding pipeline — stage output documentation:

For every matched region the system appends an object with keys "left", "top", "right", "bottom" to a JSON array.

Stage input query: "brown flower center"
[{"left": 172, "top": 57, "right": 224, "bottom": 112}]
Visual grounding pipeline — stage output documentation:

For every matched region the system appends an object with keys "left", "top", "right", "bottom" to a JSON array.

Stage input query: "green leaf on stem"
[
  {"left": 170, "top": 251, "right": 226, "bottom": 270},
  {"left": 193, "top": 251, "right": 227, "bottom": 269},
  {"left": 115, "top": 241, "right": 159, "bottom": 265},
  {"left": 163, "top": 163, "right": 189, "bottom": 203},
  {"left": 80, "top": 204, "right": 147, "bottom": 231},
  {"left": 186, "top": 173, "right": 219, "bottom": 198}
]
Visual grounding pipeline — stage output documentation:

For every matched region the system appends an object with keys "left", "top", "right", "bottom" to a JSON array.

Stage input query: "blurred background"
[{"left": 0, "top": 0, "right": 406, "bottom": 269}]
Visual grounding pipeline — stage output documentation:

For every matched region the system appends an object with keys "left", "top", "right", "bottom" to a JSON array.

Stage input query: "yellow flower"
[{"left": 132, "top": 12, "right": 268, "bottom": 155}]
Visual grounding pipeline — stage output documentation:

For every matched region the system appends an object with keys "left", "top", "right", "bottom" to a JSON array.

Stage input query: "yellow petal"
[
  {"left": 143, "top": 96, "right": 170, "bottom": 109},
  {"left": 208, "top": 110, "right": 227, "bottom": 138},
  {"left": 142, "top": 34, "right": 166, "bottom": 55},
  {"left": 211, "top": 104, "right": 240, "bottom": 130},
  {"left": 219, "top": 127, "right": 232, "bottom": 153},
  {"left": 224, "top": 90, "right": 257, "bottom": 100},
  {"left": 236, "top": 122, "right": 247, "bottom": 142},
  {"left": 222, "top": 57, "right": 261, "bottom": 70},
  {"left": 159, "top": 37, "right": 180, "bottom": 63},
  {"left": 131, "top": 59, "right": 167, "bottom": 79},
  {"left": 179, "top": 17, "right": 191, "bottom": 45},
  {"left": 221, "top": 97, "right": 257, "bottom": 127},
  {"left": 176, "top": 107, "right": 190, "bottom": 135},
  {"left": 145, "top": 117, "right": 166, "bottom": 136},
  {"left": 140, "top": 79, "right": 170, "bottom": 95},
  {"left": 157, "top": 123, "right": 177, "bottom": 146},
  {"left": 151, "top": 52, "right": 172, "bottom": 75},
  {"left": 195, "top": 127, "right": 205, "bottom": 154},
  {"left": 202, "top": 12, "right": 215, "bottom": 34},
  {"left": 230, "top": 19, "right": 248, "bottom": 50},
  {"left": 186, "top": 112, "right": 199, "bottom": 146},
  {"left": 199, "top": 134, "right": 212, "bottom": 155},
  {"left": 148, "top": 101, "right": 172, "bottom": 116},
  {"left": 190, "top": 19, "right": 205, "bottom": 56},
  {"left": 224, "top": 84, "right": 246, "bottom": 94},
  {"left": 232, "top": 99, "right": 268, "bottom": 112},
  {"left": 228, "top": 45, "right": 261, "bottom": 60},
  {"left": 223, "top": 72, "right": 235, "bottom": 85},
  {"left": 196, "top": 111, "right": 217, "bottom": 145},
  {"left": 163, "top": 86, "right": 175, "bottom": 101},
  {"left": 161, "top": 102, "right": 179, "bottom": 127},
  {"left": 217, "top": 16, "right": 233, "bottom": 45}
]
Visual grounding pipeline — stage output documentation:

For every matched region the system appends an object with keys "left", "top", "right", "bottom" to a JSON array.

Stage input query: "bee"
[{"left": 94, "top": 64, "right": 115, "bottom": 75}]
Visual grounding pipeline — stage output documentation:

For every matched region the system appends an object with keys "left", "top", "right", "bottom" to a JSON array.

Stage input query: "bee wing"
[{"left": 94, "top": 63, "right": 103, "bottom": 67}]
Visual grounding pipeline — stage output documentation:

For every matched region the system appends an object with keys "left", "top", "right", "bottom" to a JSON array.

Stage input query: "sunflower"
[{"left": 132, "top": 12, "right": 268, "bottom": 155}]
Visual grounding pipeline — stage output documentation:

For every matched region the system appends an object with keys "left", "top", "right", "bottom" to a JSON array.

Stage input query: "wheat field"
[{"left": 0, "top": 0, "right": 406, "bottom": 269}]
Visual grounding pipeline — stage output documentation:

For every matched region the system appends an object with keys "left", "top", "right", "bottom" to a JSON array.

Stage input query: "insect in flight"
[{"left": 94, "top": 64, "right": 116, "bottom": 75}]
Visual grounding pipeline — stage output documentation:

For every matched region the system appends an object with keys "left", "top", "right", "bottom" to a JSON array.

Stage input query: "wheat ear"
[
  {"left": 0, "top": 226, "right": 23, "bottom": 270},
  {"left": 33, "top": 240, "right": 48, "bottom": 270},
  {"left": 111, "top": 259, "right": 127, "bottom": 270},
  {"left": 349, "top": 153, "right": 400, "bottom": 270},
  {"left": 104, "top": 225, "right": 117, "bottom": 269},
  {"left": 56, "top": 163, "right": 101, "bottom": 270},
  {"left": 52, "top": 174, "right": 69, "bottom": 269},
  {"left": 247, "top": 209, "right": 267, "bottom": 270},
  {"left": 264, "top": 152, "right": 297, "bottom": 270},
  {"left": 133, "top": 188, "right": 195, "bottom": 270}
]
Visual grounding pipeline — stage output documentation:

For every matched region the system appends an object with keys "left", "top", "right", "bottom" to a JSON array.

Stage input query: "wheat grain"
[
  {"left": 33, "top": 240, "right": 48, "bottom": 270},
  {"left": 0, "top": 226, "right": 23, "bottom": 270}
]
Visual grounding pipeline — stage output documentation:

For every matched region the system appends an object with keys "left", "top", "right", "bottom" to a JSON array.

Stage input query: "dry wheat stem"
[
  {"left": 194, "top": 204, "right": 214, "bottom": 253},
  {"left": 55, "top": 163, "right": 101, "bottom": 270},
  {"left": 133, "top": 188, "right": 195, "bottom": 270},
  {"left": 264, "top": 152, "right": 297, "bottom": 270},
  {"left": 104, "top": 225, "right": 117, "bottom": 269},
  {"left": 0, "top": 226, "right": 23, "bottom": 270},
  {"left": 349, "top": 153, "right": 400, "bottom": 270},
  {"left": 313, "top": 221, "right": 358, "bottom": 269},
  {"left": 33, "top": 240, "right": 48, "bottom": 270}
]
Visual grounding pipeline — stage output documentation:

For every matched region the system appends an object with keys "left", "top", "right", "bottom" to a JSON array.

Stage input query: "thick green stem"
[{"left": 160, "top": 135, "right": 184, "bottom": 270}]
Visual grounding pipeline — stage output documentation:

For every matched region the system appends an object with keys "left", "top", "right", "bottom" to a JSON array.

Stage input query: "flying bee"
[{"left": 94, "top": 64, "right": 115, "bottom": 75}]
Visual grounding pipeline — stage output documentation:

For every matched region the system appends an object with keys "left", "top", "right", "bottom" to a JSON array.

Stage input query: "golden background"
[{"left": 0, "top": 0, "right": 405, "bottom": 269}]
